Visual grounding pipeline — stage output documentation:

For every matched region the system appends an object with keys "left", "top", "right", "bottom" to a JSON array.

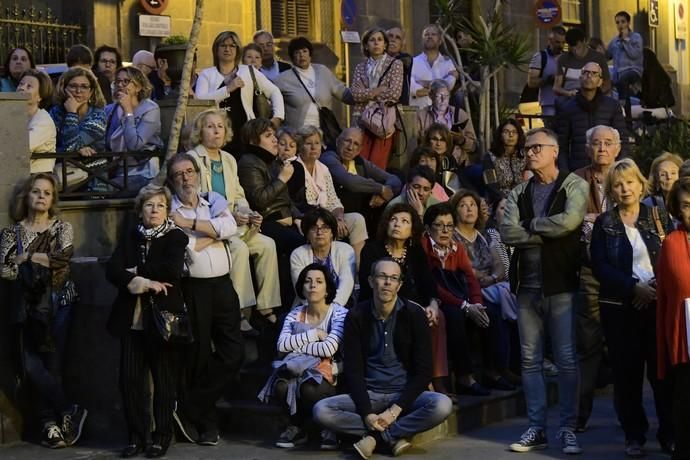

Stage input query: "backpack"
[{"left": 520, "top": 50, "right": 548, "bottom": 103}]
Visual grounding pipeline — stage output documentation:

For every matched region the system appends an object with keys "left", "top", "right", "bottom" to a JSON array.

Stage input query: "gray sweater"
[{"left": 274, "top": 64, "right": 348, "bottom": 129}]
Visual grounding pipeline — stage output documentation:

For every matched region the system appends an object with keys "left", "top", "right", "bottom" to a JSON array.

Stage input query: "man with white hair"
[
  {"left": 253, "top": 30, "right": 291, "bottom": 81},
  {"left": 572, "top": 125, "right": 620, "bottom": 432}
]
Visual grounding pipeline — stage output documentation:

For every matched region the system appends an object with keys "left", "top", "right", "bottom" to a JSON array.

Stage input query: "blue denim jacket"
[{"left": 590, "top": 204, "right": 670, "bottom": 307}]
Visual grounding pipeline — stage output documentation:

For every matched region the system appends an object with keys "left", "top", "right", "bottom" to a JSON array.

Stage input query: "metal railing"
[
  {"left": 0, "top": 3, "right": 83, "bottom": 65},
  {"left": 31, "top": 151, "right": 164, "bottom": 200}
]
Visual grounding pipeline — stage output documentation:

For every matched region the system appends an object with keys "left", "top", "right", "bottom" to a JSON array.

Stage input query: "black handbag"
[
  {"left": 149, "top": 296, "right": 194, "bottom": 344},
  {"left": 248, "top": 65, "right": 273, "bottom": 119},
  {"left": 292, "top": 68, "right": 342, "bottom": 148}
]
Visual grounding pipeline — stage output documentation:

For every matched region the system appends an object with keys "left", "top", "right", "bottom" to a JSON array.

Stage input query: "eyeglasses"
[
  {"left": 373, "top": 274, "right": 402, "bottom": 284},
  {"left": 219, "top": 43, "right": 238, "bottom": 50},
  {"left": 581, "top": 70, "right": 601, "bottom": 77},
  {"left": 502, "top": 129, "right": 518, "bottom": 136},
  {"left": 520, "top": 143, "right": 557, "bottom": 156},
  {"left": 172, "top": 168, "right": 197, "bottom": 180},
  {"left": 433, "top": 93, "right": 449, "bottom": 100},
  {"left": 114, "top": 78, "right": 132, "bottom": 87},
  {"left": 66, "top": 83, "right": 91, "bottom": 92},
  {"left": 99, "top": 59, "right": 117, "bottom": 65},
  {"left": 431, "top": 223, "right": 454, "bottom": 231},
  {"left": 590, "top": 141, "right": 619, "bottom": 149},
  {"left": 309, "top": 225, "right": 331, "bottom": 234}
]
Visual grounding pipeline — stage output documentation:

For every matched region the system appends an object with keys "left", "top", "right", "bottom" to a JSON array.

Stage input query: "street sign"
[
  {"left": 139, "top": 14, "right": 171, "bottom": 37},
  {"left": 341, "top": 0, "right": 357, "bottom": 28},
  {"left": 650, "top": 0, "right": 659, "bottom": 27},
  {"left": 140, "top": 0, "right": 168, "bottom": 15},
  {"left": 341, "top": 30, "right": 361, "bottom": 44},
  {"left": 532, "top": 0, "right": 562, "bottom": 29},
  {"left": 676, "top": 0, "right": 687, "bottom": 40}
]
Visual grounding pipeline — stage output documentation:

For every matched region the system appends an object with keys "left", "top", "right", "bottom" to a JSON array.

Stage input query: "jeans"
[
  {"left": 313, "top": 390, "right": 452, "bottom": 441},
  {"left": 517, "top": 291, "right": 579, "bottom": 430}
]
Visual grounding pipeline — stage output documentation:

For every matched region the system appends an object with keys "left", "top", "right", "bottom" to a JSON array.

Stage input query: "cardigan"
[
  {"left": 274, "top": 63, "right": 348, "bottom": 130},
  {"left": 105, "top": 225, "right": 189, "bottom": 337},
  {"left": 350, "top": 54, "right": 404, "bottom": 114},
  {"left": 421, "top": 235, "right": 482, "bottom": 305},
  {"left": 187, "top": 144, "right": 250, "bottom": 212},
  {"left": 29, "top": 108, "right": 57, "bottom": 173},
  {"left": 290, "top": 241, "right": 356, "bottom": 307},
  {"left": 195, "top": 64, "right": 285, "bottom": 120},
  {"left": 656, "top": 228, "right": 690, "bottom": 378}
]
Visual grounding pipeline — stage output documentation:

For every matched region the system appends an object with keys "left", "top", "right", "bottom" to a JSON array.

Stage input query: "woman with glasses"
[
  {"left": 50, "top": 67, "right": 107, "bottom": 164},
  {"left": 416, "top": 79, "right": 477, "bottom": 165},
  {"left": 422, "top": 123, "right": 469, "bottom": 196},
  {"left": 92, "top": 45, "right": 123, "bottom": 103},
  {"left": 105, "top": 66, "right": 163, "bottom": 190},
  {"left": 196, "top": 31, "right": 284, "bottom": 154},
  {"left": 482, "top": 119, "right": 528, "bottom": 201},
  {"left": 290, "top": 208, "right": 356, "bottom": 308}
]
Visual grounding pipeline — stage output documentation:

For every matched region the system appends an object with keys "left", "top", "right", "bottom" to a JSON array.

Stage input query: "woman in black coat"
[{"left": 106, "top": 184, "right": 189, "bottom": 458}]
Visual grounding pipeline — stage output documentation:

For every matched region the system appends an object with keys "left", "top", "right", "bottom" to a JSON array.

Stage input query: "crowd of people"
[{"left": 1, "top": 11, "right": 689, "bottom": 460}]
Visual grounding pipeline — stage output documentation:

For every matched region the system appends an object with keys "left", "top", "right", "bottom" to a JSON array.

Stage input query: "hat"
[{"left": 132, "top": 50, "right": 156, "bottom": 69}]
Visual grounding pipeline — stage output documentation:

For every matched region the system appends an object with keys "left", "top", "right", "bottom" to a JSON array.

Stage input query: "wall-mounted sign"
[
  {"left": 341, "top": 0, "right": 357, "bottom": 28},
  {"left": 533, "top": 0, "right": 562, "bottom": 29},
  {"left": 140, "top": 0, "right": 168, "bottom": 15},
  {"left": 676, "top": 0, "right": 688, "bottom": 40},
  {"left": 341, "top": 30, "right": 361, "bottom": 44},
  {"left": 139, "top": 14, "right": 171, "bottom": 37},
  {"left": 650, "top": 0, "right": 659, "bottom": 27}
]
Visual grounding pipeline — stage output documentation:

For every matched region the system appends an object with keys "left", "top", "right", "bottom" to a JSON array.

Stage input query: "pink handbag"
[{"left": 360, "top": 102, "right": 397, "bottom": 139}]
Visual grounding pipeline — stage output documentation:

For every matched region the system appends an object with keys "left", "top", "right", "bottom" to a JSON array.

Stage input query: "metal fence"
[{"left": 0, "top": 2, "right": 83, "bottom": 65}]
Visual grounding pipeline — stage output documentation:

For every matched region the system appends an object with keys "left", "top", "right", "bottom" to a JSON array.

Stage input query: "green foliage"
[
  {"left": 161, "top": 35, "right": 189, "bottom": 46},
  {"left": 632, "top": 118, "right": 690, "bottom": 176}
]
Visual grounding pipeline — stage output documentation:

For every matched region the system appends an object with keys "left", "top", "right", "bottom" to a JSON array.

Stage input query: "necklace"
[
  {"left": 211, "top": 160, "right": 223, "bottom": 174},
  {"left": 385, "top": 243, "right": 407, "bottom": 265}
]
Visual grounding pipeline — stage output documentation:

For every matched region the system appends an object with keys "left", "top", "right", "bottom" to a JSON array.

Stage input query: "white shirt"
[
  {"left": 624, "top": 224, "right": 655, "bottom": 283},
  {"left": 29, "top": 108, "right": 57, "bottom": 173},
  {"left": 171, "top": 192, "right": 237, "bottom": 278},
  {"left": 410, "top": 52, "right": 457, "bottom": 107}
]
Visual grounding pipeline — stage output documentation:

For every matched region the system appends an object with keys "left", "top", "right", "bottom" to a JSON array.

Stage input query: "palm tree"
[{"left": 436, "top": 0, "right": 532, "bottom": 147}]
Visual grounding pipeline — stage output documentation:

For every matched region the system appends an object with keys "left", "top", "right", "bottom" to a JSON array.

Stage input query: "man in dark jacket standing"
[
  {"left": 313, "top": 257, "right": 452, "bottom": 459},
  {"left": 554, "top": 62, "right": 629, "bottom": 172},
  {"left": 500, "top": 128, "right": 588, "bottom": 455}
]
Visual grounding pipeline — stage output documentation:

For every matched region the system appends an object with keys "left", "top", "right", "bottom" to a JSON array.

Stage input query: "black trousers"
[
  {"left": 600, "top": 305, "right": 672, "bottom": 444},
  {"left": 180, "top": 275, "right": 243, "bottom": 433},
  {"left": 120, "top": 330, "right": 179, "bottom": 445},
  {"left": 274, "top": 377, "right": 336, "bottom": 427},
  {"left": 440, "top": 303, "right": 474, "bottom": 378},
  {"left": 671, "top": 364, "right": 690, "bottom": 460}
]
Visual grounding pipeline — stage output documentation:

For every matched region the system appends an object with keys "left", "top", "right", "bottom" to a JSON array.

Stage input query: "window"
[
  {"left": 271, "top": 0, "right": 312, "bottom": 38},
  {"left": 562, "top": 0, "right": 583, "bottom": 24}
]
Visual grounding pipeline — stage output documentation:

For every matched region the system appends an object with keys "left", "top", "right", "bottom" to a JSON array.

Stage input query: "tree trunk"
[{"left": 155, "top": 0, "right": 205, "bottom": 183}]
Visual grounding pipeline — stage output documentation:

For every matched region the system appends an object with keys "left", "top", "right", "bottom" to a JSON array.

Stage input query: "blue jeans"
[
  {"left": 517, "top": 291, "right": 579, "bottom": 430},
  {"left": 313, "top": 390, "right": 452, "bottom": 442}
]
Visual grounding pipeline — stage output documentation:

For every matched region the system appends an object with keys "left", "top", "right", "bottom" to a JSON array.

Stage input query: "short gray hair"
[
  {"left": 585, "top": 125, "right": 620, "bottom": 145},
  {"left": 296, "top": 125, "right": 323, "bottom": 151},
  {"left": 525, "top": 127, "right": 558, "bottom": 145},
  {"left": 134, "top": 184, "right": 172, "bottom": 216},
  {"left": 253, "top": 29, "right": 273, "bottom": 41}
]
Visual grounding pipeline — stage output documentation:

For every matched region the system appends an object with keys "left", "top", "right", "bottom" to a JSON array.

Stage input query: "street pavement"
[{"left": 1, "top": 386, "right": 670, "bottom": 459}]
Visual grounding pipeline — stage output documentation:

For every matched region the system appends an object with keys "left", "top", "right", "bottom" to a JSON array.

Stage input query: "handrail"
[{"left": 31, "top": 151, "right": 164, "bottom": 200}]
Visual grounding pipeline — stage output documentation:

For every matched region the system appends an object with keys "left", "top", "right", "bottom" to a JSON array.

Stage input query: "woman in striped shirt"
[{"left": 260, "top": 263, "right": 347, "bottom": 450}]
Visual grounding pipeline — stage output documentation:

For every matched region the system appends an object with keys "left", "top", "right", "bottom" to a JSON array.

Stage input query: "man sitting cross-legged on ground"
[{"left": 313, "top": 257, "right": 453, "bottom": 459}]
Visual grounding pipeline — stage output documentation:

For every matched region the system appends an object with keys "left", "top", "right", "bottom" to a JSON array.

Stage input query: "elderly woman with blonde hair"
[
  {"left": 643, "top": 151, "right": 682, "bottom": 214},
  {"left": 105, "top": 65, "right": 163, "bottom": 190},
  {"left": 187, "top": 108, "right": 282, "bottom": 330},
  {"left": 590, "top": 158, "right": 674, "bottom": 457}
]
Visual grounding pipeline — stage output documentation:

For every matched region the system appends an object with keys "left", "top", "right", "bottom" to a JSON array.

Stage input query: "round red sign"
[
  {"left": 533, "top": 0, "right": 562, "bottom": 29},
  {"left": 140, "top": 0, "right": 168, "bottom": 15}
]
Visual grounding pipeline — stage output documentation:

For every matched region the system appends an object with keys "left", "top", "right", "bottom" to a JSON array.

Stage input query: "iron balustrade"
[
  {"left": 30, "top": 150, "right": 165, "bottom": 199},
  {"left": 0, "top": 3, "right": 83, "bottom": 66}
]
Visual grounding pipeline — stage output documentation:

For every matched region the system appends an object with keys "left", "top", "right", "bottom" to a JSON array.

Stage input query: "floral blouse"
[
  {"left": 350, "top": 54, "right": 404, "bottom": 114},
  {"left": 486, "top": 151, "right": 528, "bottom": 197}
]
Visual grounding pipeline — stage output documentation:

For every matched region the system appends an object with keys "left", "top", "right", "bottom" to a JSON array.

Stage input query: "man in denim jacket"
[{"left": 500, "top": 127, "right": 588, "bottom": 455}]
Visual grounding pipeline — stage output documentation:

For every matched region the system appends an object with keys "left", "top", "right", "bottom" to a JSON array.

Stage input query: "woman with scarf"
[{"left": 106, "top": 184, "right": 189, "bottom": 458}]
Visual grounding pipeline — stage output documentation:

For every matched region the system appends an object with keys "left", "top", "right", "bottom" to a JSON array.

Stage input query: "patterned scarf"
[
  {"left": 366, "top": 55, "right": 389, "bottom": 88},
  {"left": 137, "top": 218, "right": 177, "bottom": 263}
]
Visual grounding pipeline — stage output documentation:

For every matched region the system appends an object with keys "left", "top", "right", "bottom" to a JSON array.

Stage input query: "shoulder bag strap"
[
  {"left": 248, "top": 65, "right": 264, "bottom": 96},
  {"left": 377, "top": 58, "right": 396, "bottom": 87},
  {"left": 14, "top": 224, "right": 23, "bottom": 255},
  {"left": 651, "top": 206, "right": 666, "bottom": 241},
  {"left": 291, "top": 68, "right": 320, "bottom": 107}
]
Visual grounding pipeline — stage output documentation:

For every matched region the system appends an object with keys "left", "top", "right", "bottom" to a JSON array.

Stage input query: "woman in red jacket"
[{"left": 656, "top": 177, "right": 690, "bottom": 460}]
